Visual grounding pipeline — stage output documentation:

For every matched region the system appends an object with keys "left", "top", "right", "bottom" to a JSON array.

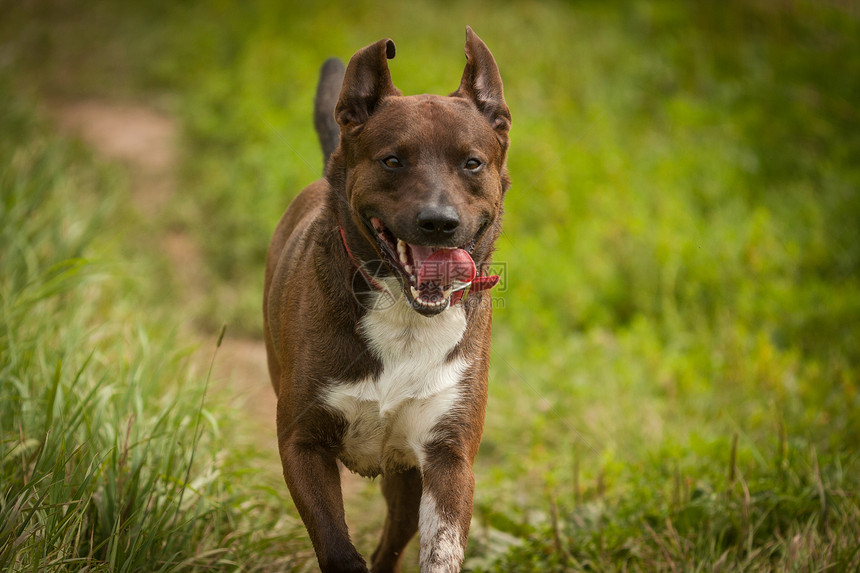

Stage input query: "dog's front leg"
[
  {"left": 278, "top": 413, "right": 366, "bottom": 573},
  {"left": 371, "top": 467, "right": 422, "bottom": 572},
  {"left": 418, "top": 448, "right": 475, "bottom": 573}
]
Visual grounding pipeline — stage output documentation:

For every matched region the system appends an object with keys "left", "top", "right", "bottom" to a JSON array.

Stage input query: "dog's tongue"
[{"left": 414, "top": 247, "right": 476, "bottom": 300}]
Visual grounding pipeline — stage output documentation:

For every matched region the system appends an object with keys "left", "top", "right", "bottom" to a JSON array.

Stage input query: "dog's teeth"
[
  {"left": 410, "top": 286, "right": 420, "bottom": 299},
  {"left": 404, "top": 264, "right": 412, "bottom": 274},
  {"left": 397, "top": 239, "right": 410, "bottom": 265},
  {"left": 442, "top": 287, "right": 453, "bottom": 299}
]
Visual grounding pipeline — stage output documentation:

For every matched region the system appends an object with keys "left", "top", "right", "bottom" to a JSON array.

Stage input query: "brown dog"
[{"left": 263, "top": 27, "right": 511, "bottom": 572}]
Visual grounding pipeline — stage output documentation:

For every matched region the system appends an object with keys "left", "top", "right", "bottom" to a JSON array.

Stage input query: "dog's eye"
[
  {"left": 381, "top": 156, "right": 404, "bottom": 170},
  {"left": 464, "top": 158, "right": 484, "bottom": 172}
]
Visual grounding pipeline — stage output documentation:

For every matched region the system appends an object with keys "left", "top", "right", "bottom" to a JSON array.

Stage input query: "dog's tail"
[{"left": 314, "top": 58, "right": 345, "bottom": 171}]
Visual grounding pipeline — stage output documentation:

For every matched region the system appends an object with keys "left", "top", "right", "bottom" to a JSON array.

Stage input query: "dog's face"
[{"left": 335, "top": 31, "right": 511, "bottom": 316}]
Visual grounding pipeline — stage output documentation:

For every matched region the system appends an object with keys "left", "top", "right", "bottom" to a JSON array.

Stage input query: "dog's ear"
[
  {"left": 453, "top": 27, "right": 511, "bottom": 148},
  {"left": 336, "top": 39, "right": 401, "bottom": 134}
]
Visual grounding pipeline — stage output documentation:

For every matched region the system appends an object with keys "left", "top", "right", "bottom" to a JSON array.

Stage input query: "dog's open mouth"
[{"left": 368, "top": 216, "right": 477, "bottom": 313}]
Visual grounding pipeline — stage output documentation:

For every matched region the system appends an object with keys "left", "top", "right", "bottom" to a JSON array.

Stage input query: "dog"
[{"left": 263, "top": 27, "right": 511, "bottom": 572}]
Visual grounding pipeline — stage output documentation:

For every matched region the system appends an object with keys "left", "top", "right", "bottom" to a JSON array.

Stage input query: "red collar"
[{"left": 339, "top": 226, "right": 499, "bottom": 306}]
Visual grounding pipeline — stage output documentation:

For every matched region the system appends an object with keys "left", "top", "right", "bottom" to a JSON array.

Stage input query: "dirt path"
[
  {"left": 51, "top": 99, "right": 279, "bottom": 451},
  {"left": 49, "top": 98, "right": 380, "bottom": 547}
]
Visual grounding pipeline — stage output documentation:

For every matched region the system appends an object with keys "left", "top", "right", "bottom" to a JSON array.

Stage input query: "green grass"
[
  {"left": 0, "top": 82, "right": 307, "bottom": 571},
  {"left": 2, "top": 0, "right": 860, "bottom": 570}
]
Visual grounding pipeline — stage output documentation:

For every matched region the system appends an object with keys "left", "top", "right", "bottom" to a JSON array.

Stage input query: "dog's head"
[{"left": 333, "top": 27, "right": 511, "bottom": 316}]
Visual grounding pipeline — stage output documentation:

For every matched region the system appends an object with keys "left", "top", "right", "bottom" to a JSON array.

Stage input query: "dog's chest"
[{"left": 325, "top": 295, "right": 469, "bottom": 476}]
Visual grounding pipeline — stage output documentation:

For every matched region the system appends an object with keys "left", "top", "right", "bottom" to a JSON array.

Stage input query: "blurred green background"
[{"left": 2, "top": 0, "right": 859, "bottom": 570}]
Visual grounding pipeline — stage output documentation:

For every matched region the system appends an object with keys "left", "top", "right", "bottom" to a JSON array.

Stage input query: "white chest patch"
[{"left": 325, "top": 290, "right": 469, "bottom": 476}]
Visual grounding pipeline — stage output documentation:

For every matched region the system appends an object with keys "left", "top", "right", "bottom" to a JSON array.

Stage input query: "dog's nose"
[{"left": 416, "top": 206, "right": 460, "bottom": 237}]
